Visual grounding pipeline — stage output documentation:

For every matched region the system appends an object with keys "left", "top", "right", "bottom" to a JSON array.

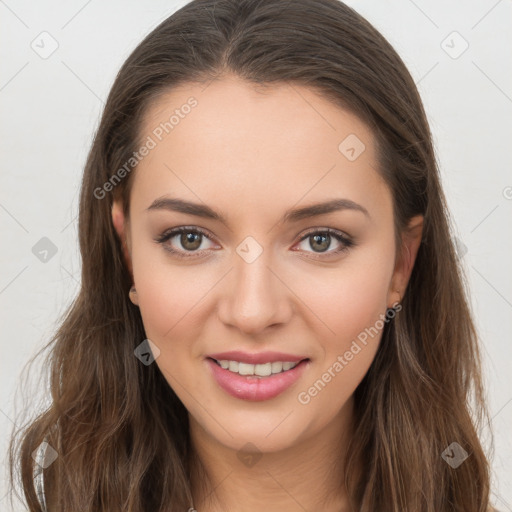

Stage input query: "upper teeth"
[{"left": 216, "top": 360, "right": 300, "bottom": 376}]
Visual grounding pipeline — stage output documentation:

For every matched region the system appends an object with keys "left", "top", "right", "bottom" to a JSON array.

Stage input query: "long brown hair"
[{"left": 8, "top": 0, "right": 494, "bottom": 510}]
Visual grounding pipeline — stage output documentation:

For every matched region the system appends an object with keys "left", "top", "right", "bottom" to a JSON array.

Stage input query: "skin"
[{"left": 112, "top": 74, "right": 423, "bottom": 512}]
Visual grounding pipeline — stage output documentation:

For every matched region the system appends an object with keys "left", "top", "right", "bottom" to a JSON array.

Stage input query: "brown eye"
[
  {"left": 180, "top": 231, "right": 202, "bottom": 251},
  {"left": 155, "top": 226, "right": 216, "bottom": 258},
  {"left": 295, "top": 228, "right": 354, "bottom": 257}
]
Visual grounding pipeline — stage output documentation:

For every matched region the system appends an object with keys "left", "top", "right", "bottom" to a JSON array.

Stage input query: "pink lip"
[
  {"left": 205, "top": 357, "right": 310, "bottom": 401},
  {"left": 207, "top": 350, "right": 308, "bottom": 365}
]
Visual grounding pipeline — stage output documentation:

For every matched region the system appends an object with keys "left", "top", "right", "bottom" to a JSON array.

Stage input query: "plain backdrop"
[{"left": 1, "top": 0, "right": 511, "bottom": 510}]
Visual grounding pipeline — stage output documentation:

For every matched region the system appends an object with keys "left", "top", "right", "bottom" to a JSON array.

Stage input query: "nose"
[{"left": 217, "top": 249, "right": 293, "bottom": 335}]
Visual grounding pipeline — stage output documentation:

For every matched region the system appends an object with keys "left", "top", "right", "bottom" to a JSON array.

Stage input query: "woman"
[{"left": 8, "top": 0, "right": 496, "bottom": 510}]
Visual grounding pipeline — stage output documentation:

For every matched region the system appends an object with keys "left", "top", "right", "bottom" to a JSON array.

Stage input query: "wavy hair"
[{"left": 8, "top": 0, "right": 495, "bottom": 510}]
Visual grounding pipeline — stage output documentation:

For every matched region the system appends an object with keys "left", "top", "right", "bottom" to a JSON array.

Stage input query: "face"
[{"left": 112, "top": 74, "right": 421, "bottom": 453}]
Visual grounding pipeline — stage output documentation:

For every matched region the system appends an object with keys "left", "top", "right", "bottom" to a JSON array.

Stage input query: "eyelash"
[{"left": 154, "top": 226, "right": 355, "bottom": 260}]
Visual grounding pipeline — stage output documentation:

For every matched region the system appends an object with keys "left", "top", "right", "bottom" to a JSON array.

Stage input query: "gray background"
[{"left": 1, "top": 0, "right": 511, "bottom": 510}]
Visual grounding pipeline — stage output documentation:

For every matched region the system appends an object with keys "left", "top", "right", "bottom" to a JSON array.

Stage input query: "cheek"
[
  {"left": 133, "top": 262, "right": 212, "bottom": 392},
  {"left": 294, "top": 263, "right": 391, "bottom": 420},
  {"left": 294, "top": 251, "right": 394, "bottom": 348},
  {"left": 130, "top": 241, "right": 214, "bottom": 351}
]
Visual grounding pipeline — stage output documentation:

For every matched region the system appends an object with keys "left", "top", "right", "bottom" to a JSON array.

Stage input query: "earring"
[
  {"left": 129, "top": 285, "right": 139, "bottom": 305},
  {"left": 386, "top": 290, "right": 401, "bottom": 317}
]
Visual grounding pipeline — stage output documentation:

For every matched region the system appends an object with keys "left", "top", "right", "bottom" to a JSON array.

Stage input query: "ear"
[
  {"left": 112, "top": 199, "right": 134, "bottom": 281},
  {"left": 387, "top": 215, "right": 423, "bottom": 308}
]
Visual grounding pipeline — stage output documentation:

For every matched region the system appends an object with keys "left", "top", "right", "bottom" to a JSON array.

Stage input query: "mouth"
[
  {"left": 205, "top": 356, "right": 311, "bottom": 401},
  {"left": 207, "top": 357, "right": 310, "bottom": 378}
]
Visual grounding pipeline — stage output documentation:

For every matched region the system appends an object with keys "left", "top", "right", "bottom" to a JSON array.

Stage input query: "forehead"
[{"left": 131, "top": 75, "right": 390, "bottom": 223}]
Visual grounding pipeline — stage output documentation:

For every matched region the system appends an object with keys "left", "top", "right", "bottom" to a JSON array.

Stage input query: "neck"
[{"left": 188, "top": 396, "right": 357, "bottom": 512}]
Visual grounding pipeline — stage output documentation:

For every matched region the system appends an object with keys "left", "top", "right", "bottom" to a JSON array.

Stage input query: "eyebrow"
[{"left": 146, "top": 197, "right": 370, "bottom": 225}]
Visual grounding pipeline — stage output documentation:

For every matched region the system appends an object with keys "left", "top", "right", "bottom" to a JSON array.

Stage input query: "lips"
[
  {"left": 207, "top": 350, "right": 309, "bottom": 365},
  {"left": 205, "top": 352, "right": 311, "bottom": 401}
]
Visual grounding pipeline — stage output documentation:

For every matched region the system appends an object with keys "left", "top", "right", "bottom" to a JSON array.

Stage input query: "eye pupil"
[
  {"left": 310, "top": 233, "right": 330, "bottom": 252},
  {"left": 181, "top": 232, "right": 202, "bottom": 250}
]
